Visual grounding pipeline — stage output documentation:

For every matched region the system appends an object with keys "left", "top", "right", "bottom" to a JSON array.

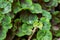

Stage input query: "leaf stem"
[{"left": 28, "top": 27, "right": 37, "bottom": 40}]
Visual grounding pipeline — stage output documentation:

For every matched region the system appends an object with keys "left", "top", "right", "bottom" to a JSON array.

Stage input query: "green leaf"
[
  {"left": 2, "top": 15, "right": 11, "bottom": 25},
  {"left": 58, "top": 0, "right": 60, "bottom": 3},
  {"left": 0, "top": 31, "right": 6, "bottom": 40},
  {"left": 53, "top": 17, "right": 60, "bottom": 24},
  {"left": 1, "top": 15, "right": 12, "bottom": 29},
  {"left": 13, "top": 1, "right": 22, "bottom": 14},
  {"left": 30, "top": 3, "right": 42, "bottom": 13},
  {"left": 3, "top": 23, "right": 12, "bottom": 29},
  {"left": 54, "top": 30, "right": 60, "bottom": 37},
  {"left": 0, "top": 0, "right": 8, "bottom": 8},
  {"left": 0, "top": 14, "right": 4, "bottom": 23},
  {"left": 7, "top": 13, "right": 14, "bottom": 19},
  {"left": 33, "top": 21, "right": 43, "bottom": 30},
  {"left": 0, "top": 1, "right": 11, "bottom": 14},
  {"left": 40, "top": 17, "right": 51, "bottom": 30},
  {"left": 21, "top": 0, "right": 34, "bottom": 10},
  {"left": 37, "top": 30, "right": 52, "bottom": 40},
  {"left": 52, "top": 11, "right": 59, "bottom": 15},
  {"left": 20, "top": 13, "right": 38, "bottom": 24},
  {"left": 3, "top": 2, "right": 11, "bottom": 14},
  {"left": 51, "top": 0, "right": 58, "bottom": 7},
  {"left": 42, "top": 10, "right": 52, "bottom": 20},
  {"left": 43, "top": 0, "right": 50, "bottom": 2},
  {"left": 16, "top": 24, "right": 33, "bottom": 37},
  {"left": 8, "top": 0, "right": 13, "bottom": 3},
  {"left": 0, "top": 27, "right": 8, "bottom": 40},
  {"left": 45, "top": 0, "right": 58, "bottom": 7}
]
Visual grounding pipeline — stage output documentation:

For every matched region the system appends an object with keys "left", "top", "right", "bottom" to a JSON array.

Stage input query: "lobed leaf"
[
  {"left": 37, "top": 30, "right": 52, "bottom": 40},
  {"left": 30, "top": 3, "right": 42, "bottom": 14},
  {"left": 20, "top": 13, "right": 38, "bottom": 24},
  {"left": 16, "top": 24, "right": 33, "bottom": 37}
]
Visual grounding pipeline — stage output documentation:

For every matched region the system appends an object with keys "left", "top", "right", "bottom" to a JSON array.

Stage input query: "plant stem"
[{"left": 28, "top": 27, "right": 37, "bottom": 40}]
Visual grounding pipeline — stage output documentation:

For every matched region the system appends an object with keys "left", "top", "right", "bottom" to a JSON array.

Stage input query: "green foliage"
[
  {"left": 54, "top": 30, "right": 60, "bottom": 37},
  {"left": 0, "top": 0, "right": 12, "bottom": 14},
  {"left": 52, "top": 26, "right": 60, "bottom": 37},
  {"left": 0, "top": 27, "right": 8, "bottom": 40},
  {"left": 43, "top": 0, "right": 50, "bottom": 2},
  {"left": 8, "top": 0, "right": 13, "bottom": 3},
  {"left": 33, "top": 21, "right": 43, "bottom": 29},
  {"left": 21, "top": 0, "right": 34, "bottom": 10},
  {"left": 20, "top": 13, "right": 38, "bottom": 24},
  {"left": 58, "top": 0, "right": 60, "bottom": 3},
  {"left": 42, "top": 10, "right": 52, "bottom": 20},
  {"left": 30, "top": 3, "right": 42, "bottom": 13},
  {"left": 52, "top": 0, "right": 58, "bottom": 7},
  {"left": 37, "top": 30, "right": 52, "bottom": 40},
  {"left": 52, "top": 11, "right": 59, "bottom": 15},
  {"left": 45, "top": 0, "right": 58, "bottom": 7},
  {"left": 53, "top": 17, "right": 60, "bottom": 24},
  {"left": 0, "top": 14, "right": 4, "bottom": 23},
  {"left": 0, "top": 0, "right": 60, "bottom": 40},
  {"left": 0, "top": 14, "right": 12, "bottom": 40},
  {"left": 40, "top": 17, "right": 51, "bottom": 30},
  {"left": 16, "top": 24, "right": 33, "bottom": 37},
  {"left": 13, "top": 0, "right": 22, "bottom": 14}
]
